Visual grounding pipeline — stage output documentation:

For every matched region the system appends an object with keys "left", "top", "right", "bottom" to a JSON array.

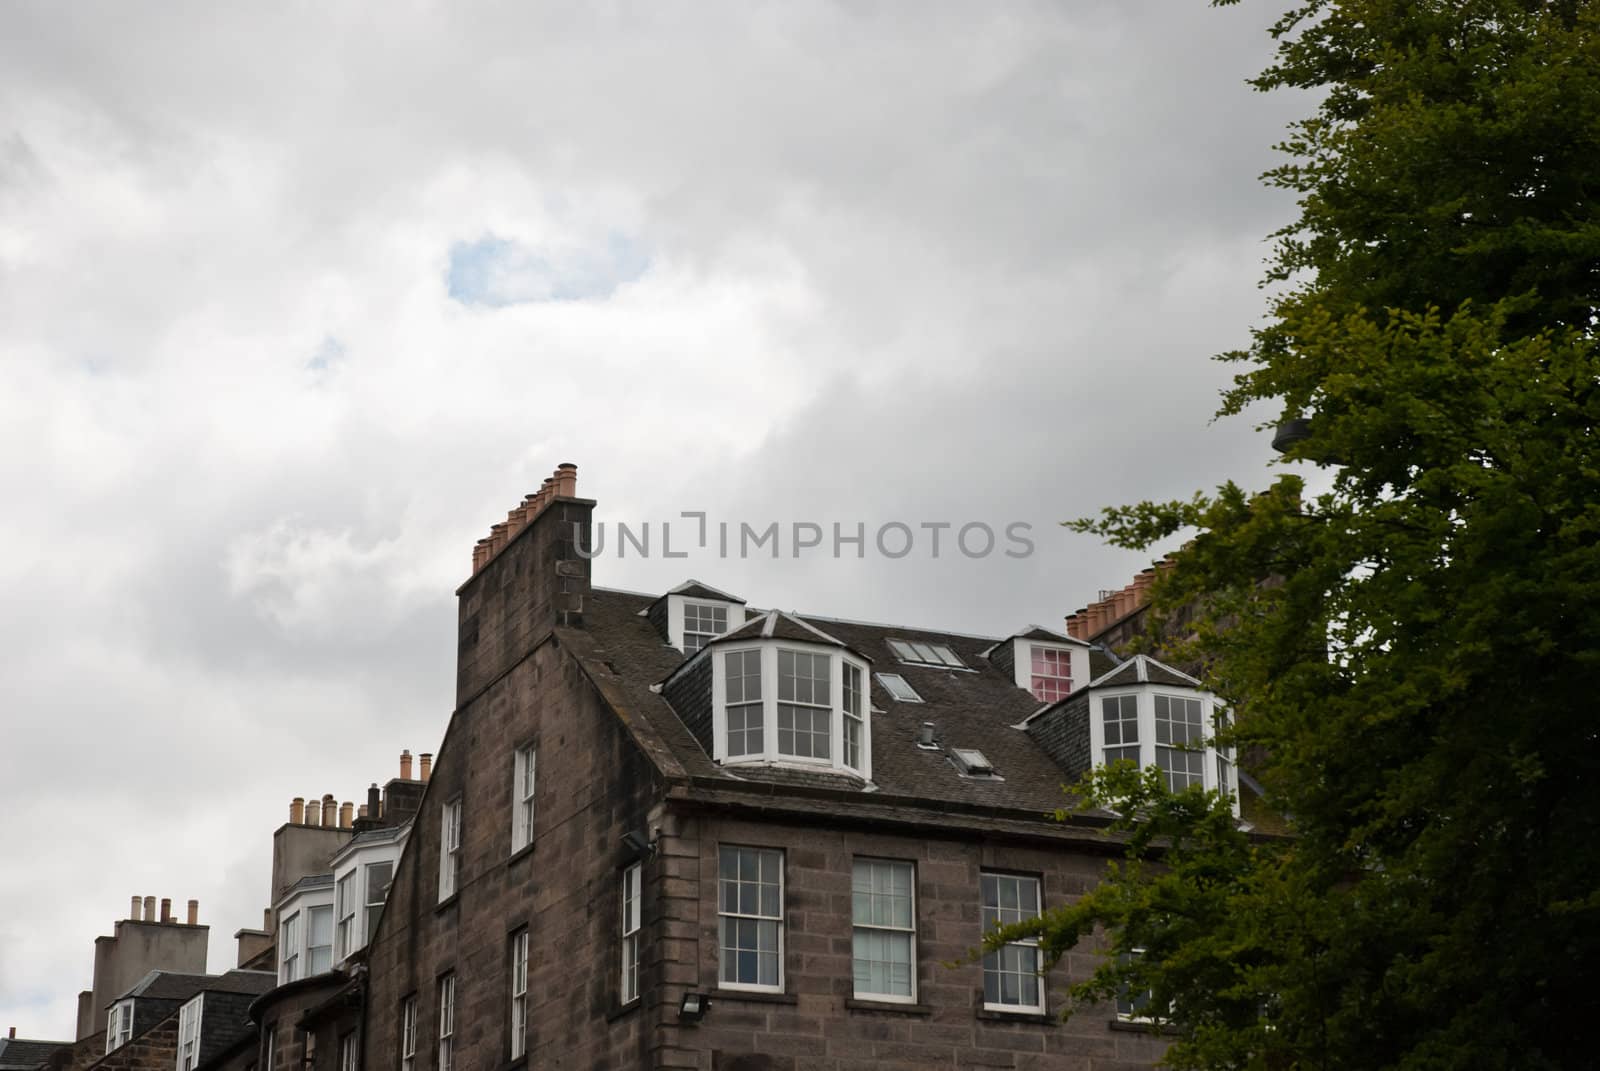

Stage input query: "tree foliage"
[{"left": 996, "top": 3, "right": 1600, "bottom": 1067}]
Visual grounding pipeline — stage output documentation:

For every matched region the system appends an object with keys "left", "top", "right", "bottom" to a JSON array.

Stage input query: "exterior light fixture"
[
  {"left": 1271, "top": 417, "right": 1313, "bottom": 454},
  {"left": 678, "top": 992, "right": 710, "bottom": 1023}
]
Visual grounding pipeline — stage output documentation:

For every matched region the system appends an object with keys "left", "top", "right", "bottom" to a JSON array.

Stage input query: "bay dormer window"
[
  {"left": 711, "top": 641, "right": 872, "bottom": 779},
  {"left": 1087, "top": 661, "right": 1238, "bottom": 816}
]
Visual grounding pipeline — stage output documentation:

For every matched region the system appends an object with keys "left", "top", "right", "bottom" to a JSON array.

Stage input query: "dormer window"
[
  {"left": 887, "top": 639, "right": 965, "bottom": 668},
  {"left": 1029, "top": 646, "right": 1073, "bottom": 702},
  {"left": 653, "top": 580, "right": 747, "bottom": 654},
  {"left": 684, "top": 601, "right": 729, "bottom": 654},
  {"left": 710, "top": 641, "right": 872, "bottom": 778}
]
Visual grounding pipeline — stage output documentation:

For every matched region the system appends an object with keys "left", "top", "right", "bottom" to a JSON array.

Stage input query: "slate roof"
[
  {"left": 123, "top": 969, "right": 276, "bottom": 1002},
  {"left": 0, "top": 1037, "right": 68, "bottom": 1070},
  {"left": 563, "top": 587, "right": 1117, "bottom": 823},
  {"left": 1088, "top": 654, "right": 1201, "bottom": 690}
]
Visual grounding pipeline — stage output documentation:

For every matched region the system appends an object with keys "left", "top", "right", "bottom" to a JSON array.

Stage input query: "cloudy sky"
[{"left": 0, "top": 0, "right": 1306, "bottom": 1039}]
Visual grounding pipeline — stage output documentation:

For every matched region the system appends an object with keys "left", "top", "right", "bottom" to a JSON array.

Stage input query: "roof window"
[
  {"left": 950, "top": 748, "right": 997, "bottom": 777},
  {"left": 887, "top": 639, "right": 965, "bottom": 668},
  {"left": 875, "top": 672, "right": 923, "bottom": 703}
]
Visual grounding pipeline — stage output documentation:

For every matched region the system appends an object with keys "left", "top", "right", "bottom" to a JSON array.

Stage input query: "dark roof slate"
[
  {"left": 0, "top": 1038, "right": 69, "bottom": 1069},
  {"left": 570, "top": 588, "right": 1109, "bottom": 820},
  {"left": 125, "top": 969, "right": 276, "bottom": 1002},
  {"left": 1089, "top": 654, "right": 1199, "bottom": 691}
]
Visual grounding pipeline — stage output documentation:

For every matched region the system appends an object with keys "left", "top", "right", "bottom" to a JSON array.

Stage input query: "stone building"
[{"left": 357, "top": 465, "right": 1237, "bottom": 1070}]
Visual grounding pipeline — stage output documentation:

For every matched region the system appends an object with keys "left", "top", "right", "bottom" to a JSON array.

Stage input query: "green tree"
[{"left": 993, "top": 3, "right": 1600, "bottom": 1068}]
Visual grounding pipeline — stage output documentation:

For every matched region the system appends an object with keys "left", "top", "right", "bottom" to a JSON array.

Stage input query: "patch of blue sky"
[{"left": 446, "top": 233, "right": 649, "bottom": 308}]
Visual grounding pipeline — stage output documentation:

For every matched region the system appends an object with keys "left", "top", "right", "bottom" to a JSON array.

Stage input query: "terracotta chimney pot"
[
  {"left": 144, "top": 896, "right": 156, "bottom": 921},
  {"left": 186, "top": 900, "right": 199, "bottom": 926},
  {"left": 290, "top": 797, "right": 305, "bottom": 825},
  {"left": 339, "top": 802, "right": 354, "bottom": 829},
  {"left": 400, "top": 750, "right": 413, "bottom": 780},
  {"left": 130, "top": 895, "right": 142, "bottom": 922},
  {"left": 321, "top": 794, "right": 336, "bottom": 828},
  {"left": 419, "top": 753, "right": 433, "bottom": 782},
  {"left": 555, "top": 463, "right": 578, "bottom": 498},
  {"left": 305, "top": 799, "right": 322, "bottom": 826},
  {"left": 160, "top": 898, "right": 172, "bottom": 924},
  {"left": 358, "top": 804, "right": 369, "bottom": 819}
]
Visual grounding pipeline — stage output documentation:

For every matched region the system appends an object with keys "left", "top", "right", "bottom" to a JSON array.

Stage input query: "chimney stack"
[
  {"left": 419, "top": 754, "right": 432, "bottom": 782},
  {"left": 290, "top": 797, "right": 305, "bottom": 825},
  {"left": 130, "top": 896, "right": 142, "bottom": 922},
  {"left": 305, "top": 798, "right": 322, "bottom": 826},
  {"left": 339, "top": 802, "right": 354, "bottom": 829},
  {"left": 160, "top": 898, "right": 172, "bottom": 924},
  {"left": 144, "top": 896, "right": 156, "bottom": 922},
  {"left": 187, "top": 900, "right": 199, "bottom": 926},
  {"left": 400, "top": 751, "right": 413, "bottom": 780}
]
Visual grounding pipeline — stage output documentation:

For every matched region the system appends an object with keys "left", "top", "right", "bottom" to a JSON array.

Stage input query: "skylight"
[
  {"left": 875, "top": 672, "right": 923, "bottom": 703},
  {"left": 950, "top": 748, "right": 996, "bottom": 777},
  {"left": 887, "top": 639, "right": 965, "bottom": 668}
]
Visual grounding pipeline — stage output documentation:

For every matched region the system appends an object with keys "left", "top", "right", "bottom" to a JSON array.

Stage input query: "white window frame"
[
  {"left": 439, "top": 799, "right": 461, "bottom": 902},
  {"left": 437, "top": 974, "right": 455, "bottom": 1071},
  {"left": 980, "top": 872, "right": 1045, "bottom": 1014},
  {"left": 399, "top": 996, "right": 417, "bottom": 1071},
  {"left": 887, "top": 638, "right": 965, "bottom": 668},
  {"left": 279, "top": 911, "right": 301, "bottom": 983},
  {"left": 306, "top": 903, "right": 334, "bottom": 975},
  {"left": 1088, "top": 687, "right": 1241, "bottom": 817},
  {"left": 511, "top": 930, "right": 529, "bottom": 1058},
  {"left": 842, "top": 662, "right": 866, "bottom": 772},
  {"left": 874, "top": 672, "right": 923, "bottom": 703},
  {"left": 176, "top": 995, "right": 202, "bottom": 1071},
  {"left": 1028, "top": 644, "right": 1074, "bottom": 702},
  {"left": 335, "top": 871, "right": 357, "bottom": 961},
  {"left": 776, "top": 648, "right": 832, "bottom": 761},
  {"left": 621, "top": 862, "right": 642, "bottom": 1005},
  {"left": 710, "top": 643, "right": 873, "bottom": 779},
  {"left": 665, "top": 592, "right": 745, "bottom": 653},
  {"left": 682, "top": 600, "right": 730, "bottom": 654},
  {"left": 338, "top": 1032, "right": 357, "bottom": 1071},
  {"left": 1155, "top": 693, "right": 1207, "bottom": 792},
  {"left": 851, "top": 858, "right": 917, "bottom": 1003},
  {"left": 105, "top": 999, "right": 134, "bottom": 1053},
  {"left": 717, "top": 845, "right": 784, "bottom": 993},
  {"left": 511, "top": 745, "right": 537, "bottom": 854},
  {"left": 364, "top": 859, "right": 393, "bottom": 947},
  {"left": 1116, "top": 947, "right": 1159, "bottom": 1023}
]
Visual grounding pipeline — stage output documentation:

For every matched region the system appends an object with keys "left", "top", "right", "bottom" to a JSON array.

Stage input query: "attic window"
[
  {"left": 888, "top": 639, "right": 964, "bottom": 668},
  {"left": 950, "top": 748, "right": 996, "bottom": 777},
  {"left": 684, "top": 602, "right": 729, "bottom": 654},
  {"left": 875, "top": 672, "right": 923, "bottom": 703}
]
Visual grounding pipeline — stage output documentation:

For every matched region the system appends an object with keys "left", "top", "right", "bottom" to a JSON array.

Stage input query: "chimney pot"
[
  {"left": 305, "top": 799, "right": 322, "bottom": 826},
  {"left": 144, "top": 896, "right": 156, "bottom": 922},
  {"left": 358, "top": 804, "right": 368, "bottom": 819},
  {"left": 368, "top": 783, "right": 381, "bottom": 815},
  {"left": 400, "top": 750, "right": 413, "bottom": 780},
  {"left": 8, "top": 1027, "right": 13, "bottom": 1040},
  {"left": 339, "top": 802, "right": 354, "bottom": 829},
  {"left": 131, "top": 895, "right": 143, "bottom": 922},
  {"left": 321, "top": 794, "right": 336, "bottom": 828},
  {"left": 419, "top": 753, "right": 433, "bottom": 781},
  {"left": 290, "top": 797, "right": 305, "bottom": 825},
  {"left": 555, "top": 463, "right": 578, "bottom": 498},
  {"left": 186, "top": 900, "right": 198, "bottom": 926},
  {"left": 160, "top": 898, "right": 172, "bottom": 924}
]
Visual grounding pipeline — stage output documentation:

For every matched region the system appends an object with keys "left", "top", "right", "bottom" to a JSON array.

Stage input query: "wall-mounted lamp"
[
  {"left": 678, "top": 991, "right": 710, "bottom": 1024},
  {"left": 621, "top": 830, "right": 655, "bottom": 858}
]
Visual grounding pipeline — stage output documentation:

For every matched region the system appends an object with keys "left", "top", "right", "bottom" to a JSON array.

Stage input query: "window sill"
[
  {"left": 845, "top": 998, "right": 932, "bottom": 1016},
  {"left": 1109, "top": 1018, "right": 1179, "bottom": 1036},
  {"left": 976, "top": 1007, "right": 1054, "bottom": 1025},
  {"left": 605, "top": 999, "right": 641, "bottom": 1023},
  {"left": 433, "top": 894, "right": 459, "bottom": 915},
  {"left": 507, "top": 843, "right": 536, "bottom": 867},
  {"left": 496, "top": 1058, "right": 528, "bottom": 1071},
  {"left": 709, "top": 988, "right": 798, "bottom": 1006}
]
